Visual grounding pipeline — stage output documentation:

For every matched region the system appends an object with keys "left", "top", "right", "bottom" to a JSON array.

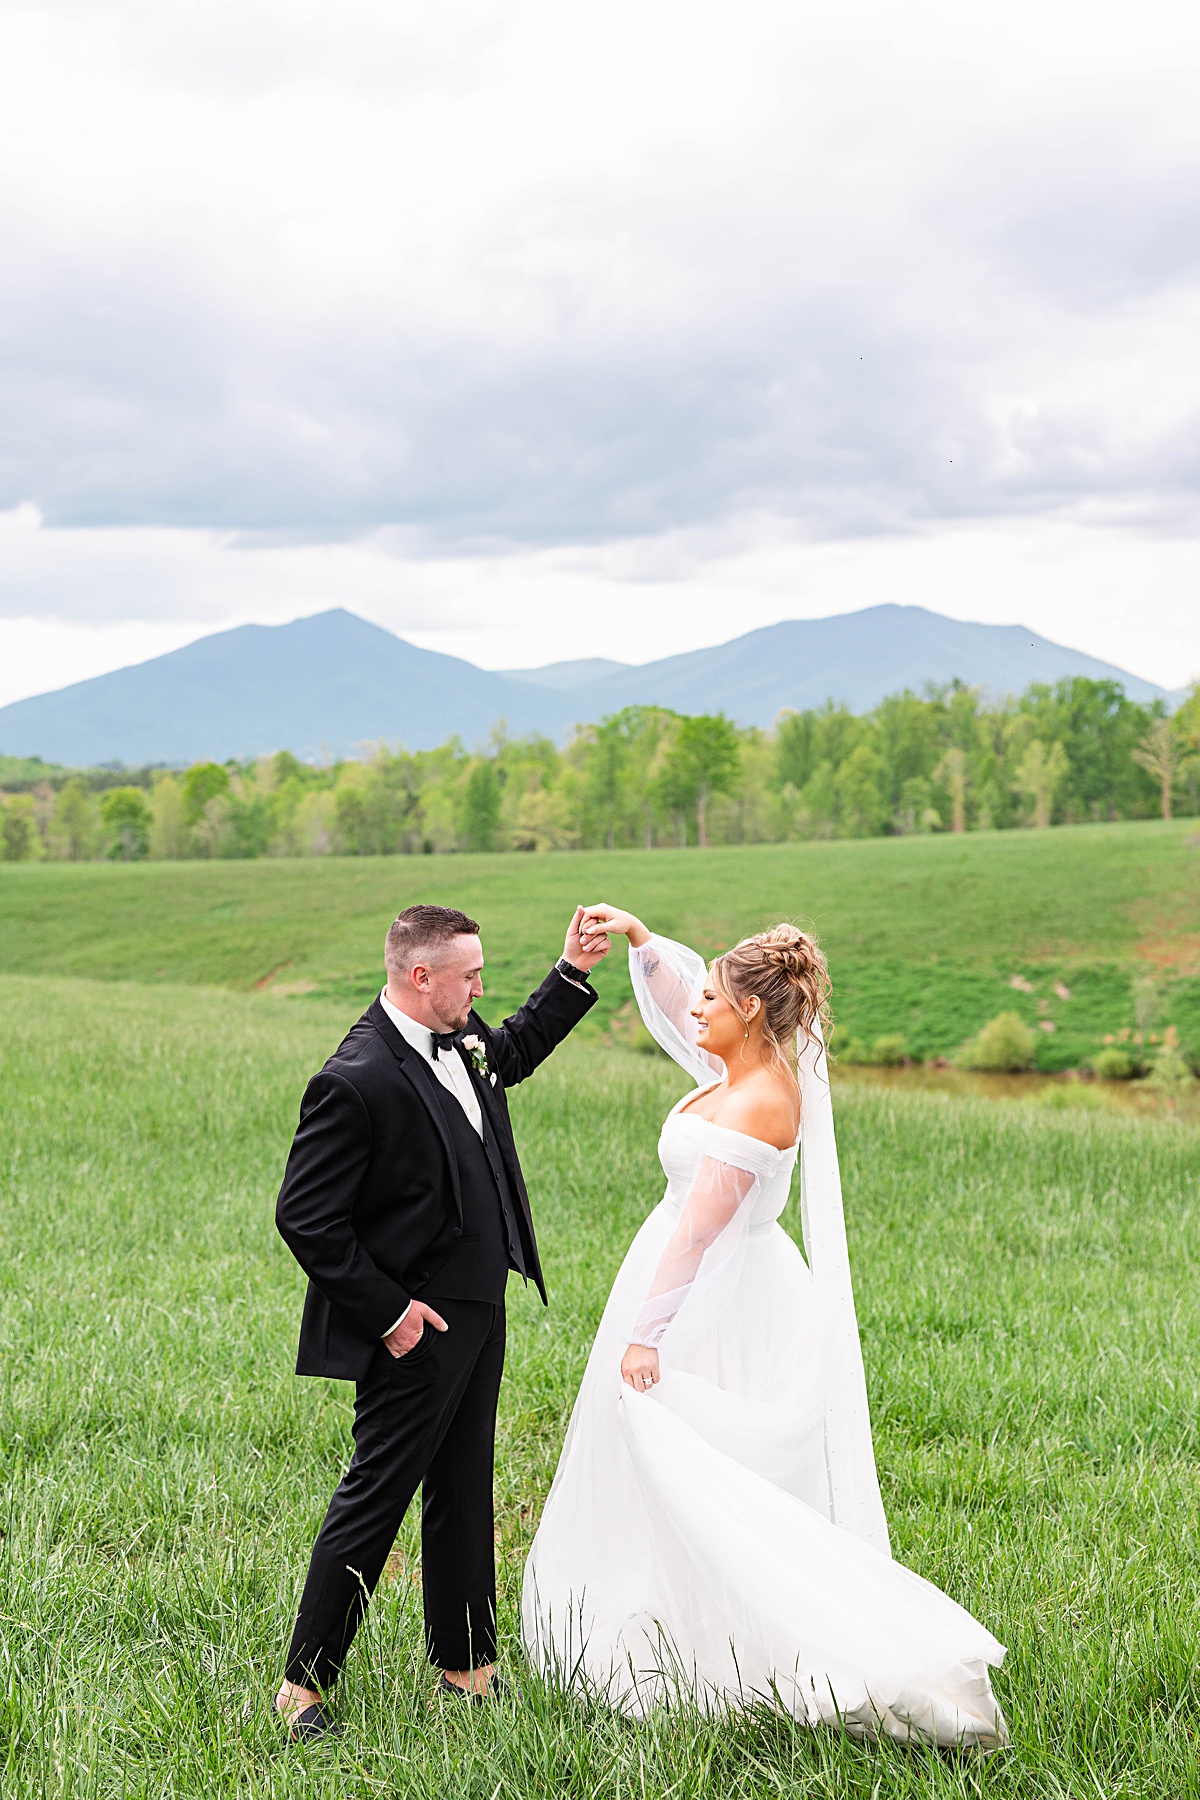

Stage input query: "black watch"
[{"left": 556, "top": 956, "right": 591, "bottom": 985}]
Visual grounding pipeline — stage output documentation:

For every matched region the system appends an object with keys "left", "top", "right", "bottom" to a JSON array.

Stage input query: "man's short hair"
[{"left": 385, "top": 904, "right": 481, "bottom": 980}]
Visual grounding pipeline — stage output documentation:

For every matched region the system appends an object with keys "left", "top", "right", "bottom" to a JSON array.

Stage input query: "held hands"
[
  {"left": 621, "top": 1342, "right": 660, "bottom": 1391},
  {"left": 563, "top": 904, "right": 611, "bottom": 974},
  {"left": 384, "top": 1300, "right": 448, "bottom": 1359},
  {"left": 578, "top": 903, "right": 650, "bottom": 951}
]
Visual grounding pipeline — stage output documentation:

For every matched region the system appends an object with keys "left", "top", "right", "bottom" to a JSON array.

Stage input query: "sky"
[{"left": 1, "top": 0, "right": 1198, "bottom": 707}]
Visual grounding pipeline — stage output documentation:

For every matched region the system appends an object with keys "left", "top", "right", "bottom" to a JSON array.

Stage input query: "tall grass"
[{"left": 1, "top": 972, "right": 1199, "bottom": 1796}]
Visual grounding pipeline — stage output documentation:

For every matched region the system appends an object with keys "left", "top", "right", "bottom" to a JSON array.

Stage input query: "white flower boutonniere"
[{"left": 461, "top": 1034, "right": 489, "bottom": 1078}]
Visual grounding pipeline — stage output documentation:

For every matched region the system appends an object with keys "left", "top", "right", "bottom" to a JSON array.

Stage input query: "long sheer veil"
[{"left": 797, "top": 1017, "right": 891, "bottom": 1554}]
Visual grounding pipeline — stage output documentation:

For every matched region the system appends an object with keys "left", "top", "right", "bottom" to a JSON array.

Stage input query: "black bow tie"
[{"left": 431, "top": 1031, "right": 459, "bottom": 1060}]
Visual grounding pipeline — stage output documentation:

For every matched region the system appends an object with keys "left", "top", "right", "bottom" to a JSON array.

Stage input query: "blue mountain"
[{"left": 0, "top": 604, "right": 1177, "bottom": 766}]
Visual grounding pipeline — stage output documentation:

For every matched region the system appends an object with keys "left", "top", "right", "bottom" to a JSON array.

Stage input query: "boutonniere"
[{"left": 461, "top": 1034, "right": 489, "bottom": 1078}]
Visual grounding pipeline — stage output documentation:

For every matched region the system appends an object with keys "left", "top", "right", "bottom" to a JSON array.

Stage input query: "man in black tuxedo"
[{"left": 273, "top": 901, "right": 607, "bottom": 1739}]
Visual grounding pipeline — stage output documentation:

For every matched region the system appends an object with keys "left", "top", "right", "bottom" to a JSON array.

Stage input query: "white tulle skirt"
[{"left": 522, "top": 1206, "right": 1008, "bottom": 1748}]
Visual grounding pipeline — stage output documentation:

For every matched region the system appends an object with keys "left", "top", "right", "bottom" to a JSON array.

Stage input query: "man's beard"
[{"left": 436, "top": 999, "right": 472, "bottom": 1033}]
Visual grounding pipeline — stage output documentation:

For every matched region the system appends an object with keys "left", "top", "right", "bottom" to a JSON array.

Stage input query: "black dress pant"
[{"left": 284, "top": 1298, "right": 506, "bottom": 1690}]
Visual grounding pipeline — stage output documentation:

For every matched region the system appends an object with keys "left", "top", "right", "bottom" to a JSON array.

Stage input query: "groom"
[{"left": 273, "top": 902, "right": 607, "bottom": 1740}]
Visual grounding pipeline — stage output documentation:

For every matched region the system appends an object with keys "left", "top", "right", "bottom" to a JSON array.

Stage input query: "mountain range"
[{"left": 0, "top": 604, "right": 1180, "bottom": 767}]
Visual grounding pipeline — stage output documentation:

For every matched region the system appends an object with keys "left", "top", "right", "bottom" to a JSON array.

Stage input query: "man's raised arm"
[{"left": 484, "top": 907, "right": 608, "bottom": 1087}]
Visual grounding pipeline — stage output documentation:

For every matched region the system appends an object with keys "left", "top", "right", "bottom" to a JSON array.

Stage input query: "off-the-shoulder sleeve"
[{"left": 629, "top": 934, "right": 724, "bottom": 1087}]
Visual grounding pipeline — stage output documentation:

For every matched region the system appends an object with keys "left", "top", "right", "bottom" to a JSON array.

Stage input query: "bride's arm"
[
  {"left": 579, "top": 904, "right": 721, "bottom": 1081},
  {"left": 620, "top": 1155, "right": 758, "bottom": 1389},
  {"left": 578, "top": 904, "right": 650, "bottom": 950}
]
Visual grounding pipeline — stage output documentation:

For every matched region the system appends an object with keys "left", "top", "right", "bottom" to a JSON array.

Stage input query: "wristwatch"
[{"left": 555, "top": 957, "right": 592, "bottom": 987}]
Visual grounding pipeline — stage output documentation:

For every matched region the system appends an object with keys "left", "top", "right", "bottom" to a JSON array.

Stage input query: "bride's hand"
[
  {"left": 621, "top": 1343, "right": 660, "bottom": 1390},
  {"left": 579, "top": 903, "right": 650, "bottom": 949}
]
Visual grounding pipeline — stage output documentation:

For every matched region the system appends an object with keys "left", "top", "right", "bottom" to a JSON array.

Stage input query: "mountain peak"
[{"left": 0, "top": 606, "right": 1173, "bottom": 766}]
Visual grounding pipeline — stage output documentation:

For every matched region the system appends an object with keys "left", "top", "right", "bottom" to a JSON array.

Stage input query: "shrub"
[
  {"left": 835, "top": 1033, "right": 908, "bottom": 1066},
  {"left": 956, "top": 1010, "right": 1037, "bottom": 1072},
  {"left": 1144, "top": 1044, "right": 1197, "bottom": 1101},
  {"left": 1032, "top": 1083, "right": 1110, "bottom": 1112},
  {"left": 1091, "top": 1047, "right": 1135, "bottom": 1081}
]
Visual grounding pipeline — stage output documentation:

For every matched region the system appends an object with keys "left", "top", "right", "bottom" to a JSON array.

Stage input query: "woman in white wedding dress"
[{"left": 521, "top": 907, "right": 1007, "bottom": 1748}]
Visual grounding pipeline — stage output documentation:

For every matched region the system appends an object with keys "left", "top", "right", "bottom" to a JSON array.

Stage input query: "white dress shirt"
[
  {"left": 377, "top": 989, "right": 484, "bottom": 1339},
  {"left": 379, "top": 989, "right": 484, "bottom": 1137}
]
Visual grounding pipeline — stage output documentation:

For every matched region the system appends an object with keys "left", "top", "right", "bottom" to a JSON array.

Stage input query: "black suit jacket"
[{"left": 275, "top": 966, "right": 596, "bottom": 1379}]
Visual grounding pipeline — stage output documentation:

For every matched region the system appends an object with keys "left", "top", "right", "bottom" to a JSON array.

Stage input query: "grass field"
[
  {"left": 2, "top": 828, "right": 1199, "bottom": 1796},
  {"left": 2, "top": 966, "right": 1199, "bottom": 1798},
  {"left": 2, "top": 820, "right": 1199, "bottom": 1067}
]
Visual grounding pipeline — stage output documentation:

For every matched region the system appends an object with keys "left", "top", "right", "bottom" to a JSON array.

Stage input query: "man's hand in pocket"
[{"left": 384, "top": 1301, "right": 449, "bottom": 1358}]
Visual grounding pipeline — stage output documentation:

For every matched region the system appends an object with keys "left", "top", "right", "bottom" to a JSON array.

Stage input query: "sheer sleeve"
[
  {"left": 629, "top": 934, "right": 724, "bottom": 1087},
  {"left": 625, "top": 1154, "right": 759, "bottom": 1350}
]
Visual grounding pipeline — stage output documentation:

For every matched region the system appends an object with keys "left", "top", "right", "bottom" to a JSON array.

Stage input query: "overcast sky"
[{"left": 1, "top": 0, "right": 1198, "bottom": 706}]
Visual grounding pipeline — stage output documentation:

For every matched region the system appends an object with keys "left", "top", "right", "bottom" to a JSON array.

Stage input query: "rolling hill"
[{"left": 0, "top": 603, "right": 1177, "bottom": 765}]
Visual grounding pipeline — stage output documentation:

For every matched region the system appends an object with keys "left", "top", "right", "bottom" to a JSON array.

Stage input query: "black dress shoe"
[
  {"left": 278, "top": 1700, "right": 343, "bottom": 1745},
  {"left": 437, "top": 1672, "right": 515, "bottom": 1703},
  {"left": 438, "top": 1673, "right": 484, "bottom": 1703}
]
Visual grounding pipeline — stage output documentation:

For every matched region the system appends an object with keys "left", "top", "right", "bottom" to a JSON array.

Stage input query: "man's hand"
[
  {"left": 564, "top": 904, "right": 611, "bottom": 974},
  {"left": 384, "top": 1300, "right": 448, "bottom": 1359},
  {"left": 621, "top": 1342, "right": 661, "bottom": 1391}
]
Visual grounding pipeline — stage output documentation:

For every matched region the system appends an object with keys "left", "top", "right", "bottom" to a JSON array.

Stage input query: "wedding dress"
[{"left": 521, "top": 934, "right": 1007, "bottom": 1747}]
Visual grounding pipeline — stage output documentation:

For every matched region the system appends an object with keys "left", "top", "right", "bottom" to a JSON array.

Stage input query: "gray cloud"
[{"left": 0, "top": 0, "right": 1198, "bottom": 575}]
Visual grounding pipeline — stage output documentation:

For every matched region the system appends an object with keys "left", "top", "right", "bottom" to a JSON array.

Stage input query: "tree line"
[{"left": 1, "top": 675, "right": 1197, "bottom": 863}]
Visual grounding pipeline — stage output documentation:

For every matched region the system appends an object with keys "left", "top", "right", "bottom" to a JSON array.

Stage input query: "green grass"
[
  {"left": 2, "top": 972, "right": 1199, "bottom": 1797},
  {"left": 2, "top": 820, "right": 1199, "bottom": 1067}
]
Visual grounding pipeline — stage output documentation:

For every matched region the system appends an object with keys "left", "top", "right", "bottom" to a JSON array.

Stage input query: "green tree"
[
  {"left": 52, "top": 778, "right": 98, "bottom": 860},
  {"left": 894, "top": 776, "right": 939, "bottom": 835},
  {"left": 1176, "top": 681, "right": 1200, "bottom": 755},
  {"left": 776, "top": 709, "right": 818, "bottom": 792},
  {"left": 149, "top": 774, "right": 188, "bottom": 858},
  {"left": 1176, "top": 681, "right": 1200, "bottom": 815},
  {"left": 934, "top": 746, "right": 967, "bottom": 833},
  {"left": 334, "top": 782, "right": 369, "bottom": 855},
  {"left": 582, "top": 714, "right": 631, "bottom": 850},
  {"left": 99, "top": 786, "right": 152, "bottom": 860},
  {"left": 833, "top": 741, "right": 886, "bottom": 837},
  {"left": 463, "top": 759, "right": 502, "bottom": 852},
  {"left": 1, "top": 793, "right": 38, "bottom": 861},
  {"left": 1020, "top": 678, "right": 1152, "bottom": 821},
  {"left": 181, "top": 762, "right": 230, "bottom": 827},
  {"left": 795, "top": 760, "right": 837, "bottom": 839},
  {"left": 874, "top": 690, "right": 945, "bottom": 817},
  {"left": 1132, "top": 717, "right": 1183, "bottom": 821},
  {"left": 660, "top": 713, "right": 740, "bottom": 846},
  {"left": 1015, "top": 739, "right": 1069, "bottom": 829}
]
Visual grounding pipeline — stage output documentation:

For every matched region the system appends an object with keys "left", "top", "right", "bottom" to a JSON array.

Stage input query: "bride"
[{"left": 521, "top": 906, "right": 1007, "bottom": 1747}]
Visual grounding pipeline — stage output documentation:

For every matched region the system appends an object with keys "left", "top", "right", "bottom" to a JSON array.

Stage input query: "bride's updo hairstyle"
[{"left": 711, "top": 923, "right": 831, "bottom": 1069}]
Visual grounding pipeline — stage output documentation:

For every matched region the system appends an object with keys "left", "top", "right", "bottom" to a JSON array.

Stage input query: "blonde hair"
[{"left": 711, "top": 923, "right": 831, "bottom": 1069}]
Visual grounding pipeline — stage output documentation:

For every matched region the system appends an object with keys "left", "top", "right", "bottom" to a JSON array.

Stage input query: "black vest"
[{"left": 417, "top": 1065, "right": 532, "bottom": 1304}]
